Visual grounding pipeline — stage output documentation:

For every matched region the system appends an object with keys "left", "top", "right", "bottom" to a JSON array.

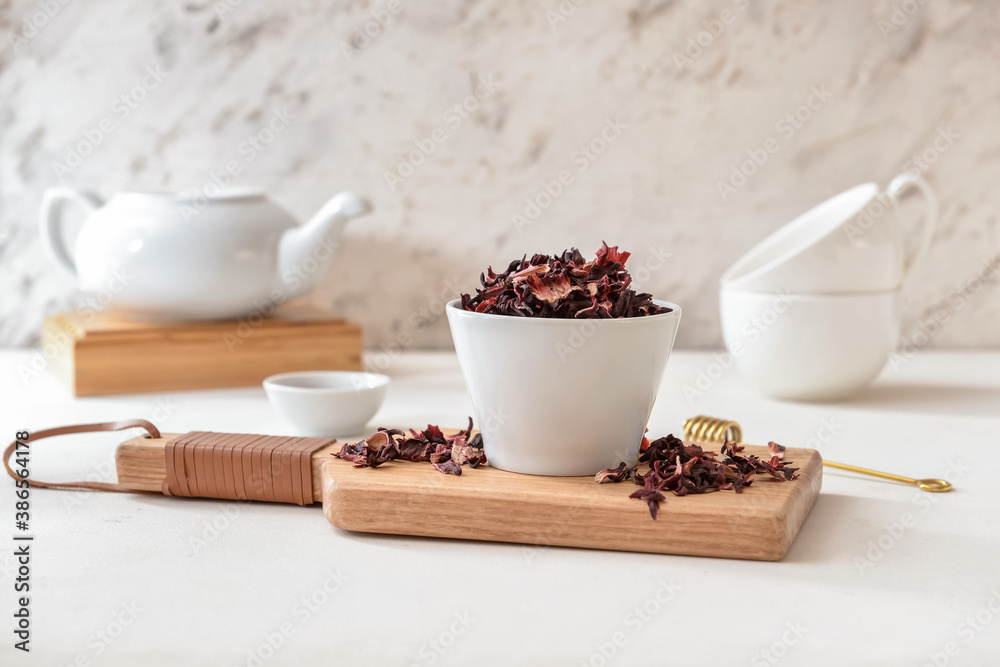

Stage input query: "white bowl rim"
[
  {"left": 719, "top": 182, "right": 880, "bottom": 288},
  {"left": 263, "top": 370, "right": 390, "bottom": 394},
  {"left": 719, "top": 287, "right": 900, "bottom": 300},
  {"left": 446, "top": 298, "right": 681, "bottom": 323}
]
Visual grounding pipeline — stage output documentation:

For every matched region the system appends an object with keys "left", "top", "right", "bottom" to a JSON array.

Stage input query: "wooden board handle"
[{"left": 115, "top": 434, "right": 340, "bottom": 503}]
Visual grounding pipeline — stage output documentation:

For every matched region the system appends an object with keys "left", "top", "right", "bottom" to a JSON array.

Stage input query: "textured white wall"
[{"left": 1, "top": 0, "right": 998, "bottom": 351}]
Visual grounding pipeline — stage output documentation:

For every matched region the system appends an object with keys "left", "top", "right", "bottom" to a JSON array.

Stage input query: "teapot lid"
[{"left": 114, "top": 188, "right": 265, "bottom": 204}]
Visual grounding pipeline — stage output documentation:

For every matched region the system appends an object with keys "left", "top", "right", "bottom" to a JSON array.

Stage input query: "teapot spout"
[{"left": 278, "top": 191, "right": 372, "bottom": 297}]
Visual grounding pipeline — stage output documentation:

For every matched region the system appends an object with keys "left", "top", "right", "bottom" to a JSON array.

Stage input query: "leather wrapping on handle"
[{"left": 162, "top": 432, "right": 335, "bottom": 505}]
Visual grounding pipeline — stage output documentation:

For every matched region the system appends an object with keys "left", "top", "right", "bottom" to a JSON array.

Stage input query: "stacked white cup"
[{"left": 719, "top": 173, "right": 938, "bottom": 400}]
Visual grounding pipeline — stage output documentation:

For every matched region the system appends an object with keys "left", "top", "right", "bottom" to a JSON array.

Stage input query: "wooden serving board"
[
  {"left": 43, "top": 305, "right": 361, "bottom": 396},
  {"left": 116, "top": 433, "right": 822, "bottom": 561},
  {"left": 323, "top": 449, "right": 822, "bottom": 561}
]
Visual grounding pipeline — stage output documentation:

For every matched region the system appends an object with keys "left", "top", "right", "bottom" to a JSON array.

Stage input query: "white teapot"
[{"left": 39, "top": 188, "right": 372, "bottom": 320}]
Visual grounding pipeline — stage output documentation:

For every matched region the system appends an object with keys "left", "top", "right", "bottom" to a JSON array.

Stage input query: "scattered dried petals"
[
  {"left": 336, "top": 419, "right": 798, "bottom": 521},
  {"left": 332, "top": 418, "right": 486, "bottom": 475},
  {"left": 596, "top": 434, "right": 799, "bottom": 519}
]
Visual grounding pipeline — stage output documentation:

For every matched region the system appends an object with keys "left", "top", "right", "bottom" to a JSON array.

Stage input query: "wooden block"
[
  {"left": 322, "top": 448, "right": 822, "bottom": 561},
  {"left": 42, "top": 305, "right": 362, "bottom": 396}
]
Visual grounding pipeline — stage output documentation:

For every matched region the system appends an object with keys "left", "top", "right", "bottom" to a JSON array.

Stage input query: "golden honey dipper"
[{"left": 682, "top": 415, "right": 953, "bottom": 493}]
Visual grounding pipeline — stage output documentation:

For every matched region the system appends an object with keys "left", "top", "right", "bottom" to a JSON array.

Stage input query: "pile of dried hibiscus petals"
[
  {"left": 333, "top": 418, "right": 485, "bottom": 475},
  {"left": 460, "top": 242, "right": 669, "bottom": 319},
  {"left": 596, "top": 435, "right": 799, "bottom": 519},
  {"left": 334, "top": 421, "right": 799, "bottom": 521}
]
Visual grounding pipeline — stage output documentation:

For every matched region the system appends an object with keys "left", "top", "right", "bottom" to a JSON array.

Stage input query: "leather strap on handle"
[
  {"left": 3, "top": 419, "right": 161, "bottom": 493},
  {"left": 162, "top": 431, "right": 335, "bottom": 505}
]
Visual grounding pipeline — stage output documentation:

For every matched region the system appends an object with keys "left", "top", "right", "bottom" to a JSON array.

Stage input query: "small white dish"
[
  {"left": 263, "top": 371, "right": 390, "bottom": 437},
  {"left": 446, "top": 299, "right": 682, "bottom": 476},
  {"left": 719, "top": 288, "right": 899, "bottom": 401}
]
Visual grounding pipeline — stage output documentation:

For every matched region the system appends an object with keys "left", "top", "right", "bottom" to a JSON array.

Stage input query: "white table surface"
[{"left": 1, "top": 349, "right": 998, "bottom": 666}]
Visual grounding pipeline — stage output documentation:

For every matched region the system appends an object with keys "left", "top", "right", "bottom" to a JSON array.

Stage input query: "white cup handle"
[
  {"left": 887, "top": 173, "right": 938, "bottom": 280},
  {"left": 39, "top": 187, "right": 103, "bottom": 278}
]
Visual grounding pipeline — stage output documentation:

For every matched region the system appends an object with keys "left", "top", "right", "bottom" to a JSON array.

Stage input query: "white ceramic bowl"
[
  {"left": 446, "top": 299, "right": 682, "bottom": 476},
  {"left": 720, "top": 174, "right": 936, "bottom": 294},
  {"left": 719, "top": 288, "right": 899, "bottom": 401},
  {"left": 263, "top": 371, "right": 390, "bottom": 437}
]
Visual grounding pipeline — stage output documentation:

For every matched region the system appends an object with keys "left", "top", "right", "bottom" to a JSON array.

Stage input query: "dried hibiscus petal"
[
  {"left": 432, "top": 460, "right": 463, "bottom": 475},
  {"left": 629, "top": 487, "right": 666, "bottom": 519},
  {"left": 595, "top": 462, "right": 636, "bottom": 484},
  {"left": 461, "top": 243, "right": 671, "bottom": 319}
]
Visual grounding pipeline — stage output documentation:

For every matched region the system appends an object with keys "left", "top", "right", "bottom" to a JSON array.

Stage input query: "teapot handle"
[
  {"left": 887, "top": 173, "right": 938, "bottom": 280},
  {"left": 39, "top": 187, "right": 103, "bottom": 277}
]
